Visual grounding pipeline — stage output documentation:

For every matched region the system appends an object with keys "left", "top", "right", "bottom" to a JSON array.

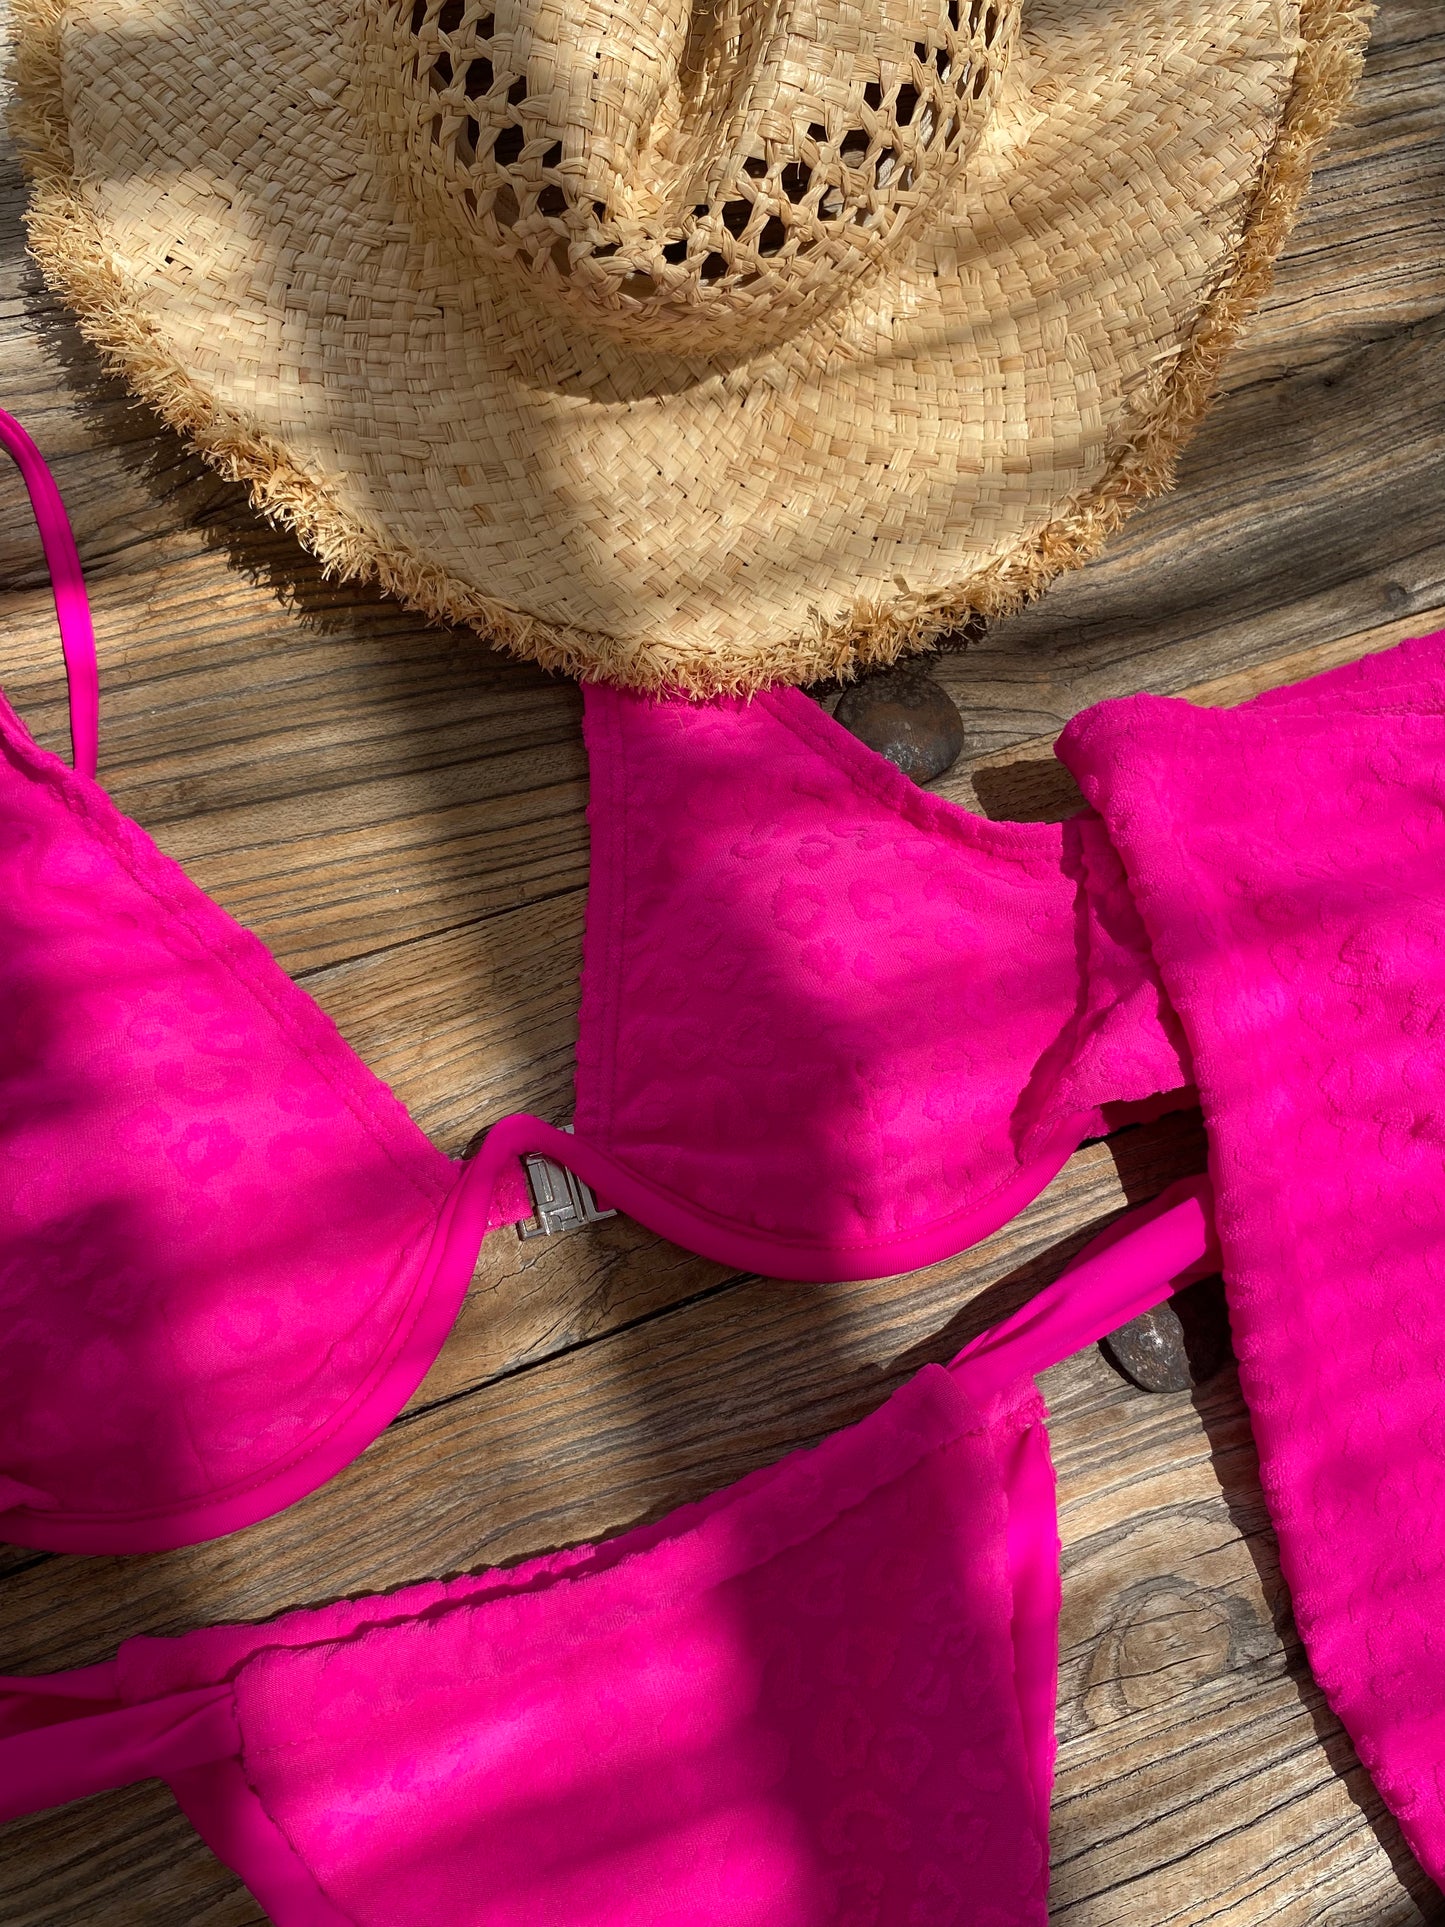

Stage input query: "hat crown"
[{"left": 385, "top": 0, "right": 1017, "bottom": 351}]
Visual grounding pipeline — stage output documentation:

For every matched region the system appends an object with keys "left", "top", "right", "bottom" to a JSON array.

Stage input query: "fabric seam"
[
  {"left": 583, "top": 1111, "right": 1087, "bottom": 1254},
  {"left": 225, "top": 1381, "right": 997, "bottom": 1714},
  {"left": 763, "top": 685, "right": 1073, "bottom": 871}
]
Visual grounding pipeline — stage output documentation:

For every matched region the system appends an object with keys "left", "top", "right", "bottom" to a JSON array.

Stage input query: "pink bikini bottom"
[{"left": 0, "top": 1182, "right": 1216, "bottom": 1927}]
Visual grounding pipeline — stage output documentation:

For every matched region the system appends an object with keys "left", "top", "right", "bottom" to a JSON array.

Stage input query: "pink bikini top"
[
  {"left": 0, "top": 406, "right": 1190, "bottom": 1558},
  {"left": 9, "top": 403, "right": 1445, "bottom": 1905}
]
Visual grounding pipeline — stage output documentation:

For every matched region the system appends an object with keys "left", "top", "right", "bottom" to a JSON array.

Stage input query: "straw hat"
[{"left": 13, "top": 0, "right": 1368, "bottom": 692}]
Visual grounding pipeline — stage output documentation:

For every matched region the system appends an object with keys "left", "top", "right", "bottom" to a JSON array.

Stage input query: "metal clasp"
[{"left": 518, "top": 1128, "right": 616, "bottom": 1239}]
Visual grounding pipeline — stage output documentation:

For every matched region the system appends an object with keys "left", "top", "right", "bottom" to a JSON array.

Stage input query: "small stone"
[
  {"left": 833, "top": 666, "right": 966, "bottom": 784},
  {"left": 1101, "top": 1274, "right": 1232, "bottom": 1393}
]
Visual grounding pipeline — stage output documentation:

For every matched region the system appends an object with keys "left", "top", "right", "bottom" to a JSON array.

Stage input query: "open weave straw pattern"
[
  {"left": 391, "top": 0, "right": 1014, "bottom": 353},
  {"left": 12, "top": 0, "right": 1370, "bottom": 692}
]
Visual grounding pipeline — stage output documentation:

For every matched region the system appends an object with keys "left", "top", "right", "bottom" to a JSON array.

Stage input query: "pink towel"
[{"left": 1058, "top": 629, "right": 1445, "bottom": 1879}]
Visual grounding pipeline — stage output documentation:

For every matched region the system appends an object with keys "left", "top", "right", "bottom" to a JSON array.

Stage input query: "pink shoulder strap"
[
  {"left": 0, "top": 405, "right": 99, "bottom": 779},
  {"left": 944, "top": 1172, "right": 1218, "bottom": 1827},
  {"left": 947, "top": 1173, "right": 1218, "bottom": 1398}
]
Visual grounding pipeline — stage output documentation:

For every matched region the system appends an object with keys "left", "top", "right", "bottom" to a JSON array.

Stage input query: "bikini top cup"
[
  {"left": 574, "top": 682, "right": 1193, "bottom": 1275},
  {"left": 0, "top": 410, "right": 527, "bottom": 1557},
  {"left": 0, "top": 1186, "right": 1220, "bottom": 1927},
  {"left": 0, "top": 407, "right": 1191, "bottom": 1557}
]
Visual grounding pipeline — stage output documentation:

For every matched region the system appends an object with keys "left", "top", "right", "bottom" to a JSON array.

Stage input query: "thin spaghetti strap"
[
  {"left": 0, "top": 406, "right": 99, "bottom": 779},
  {"left": 949, "top": 1174, "right": 1218, "bottom": 1400},
  {"left": 954, "top": 1181, "right": 1218, "bottom": 1836}
]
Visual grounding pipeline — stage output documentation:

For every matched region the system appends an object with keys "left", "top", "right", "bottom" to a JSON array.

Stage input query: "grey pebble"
[
  {"left": 833, "top": 665, "right": 966, "bottom": 784},
  {"left": 1101, "top": 1275, "right": 1232, "bottom": 1393}
]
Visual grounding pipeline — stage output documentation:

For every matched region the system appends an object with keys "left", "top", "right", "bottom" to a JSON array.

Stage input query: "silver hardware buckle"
[{"left": 518, "top": 1129, "right": 616, "bottom": 1239}]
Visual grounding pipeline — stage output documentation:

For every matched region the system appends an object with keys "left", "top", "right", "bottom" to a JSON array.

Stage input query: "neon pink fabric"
[
  {"left": 9, "top": 382, "right": 1445, "bottom": 1903},
  {"left": 1056, "top": 633, "right": 1445, "bottom": 1888},
  {"left": 0, "top": 409, "right": 98, "bottom": 780},
  {"left": 13, "top": 374, "right": 1445, "bottom": 1924},
  {"left": 0, "top": 1184, "right": 1218, "bottom": 1927},
  {"left": 576, "top": 684, "right": 1192, "bottom": 1276},
  {"left": 0, "top": 407, "right": 529, "bottom": 1556},
  {"left": 0, "top": 404, "right": 1195, "bottom": 1554}
]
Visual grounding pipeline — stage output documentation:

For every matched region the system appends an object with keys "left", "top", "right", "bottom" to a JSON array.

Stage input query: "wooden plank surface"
[{"left": 1, "top": 1, "right": 1443, "bottom": 1920}]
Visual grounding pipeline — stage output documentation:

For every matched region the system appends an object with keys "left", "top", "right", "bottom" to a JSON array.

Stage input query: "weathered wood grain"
[
  {"left": 932, "top": 298, "right": 1445, "bottom": 766},
  {"left": 1049, "top": 1351, "right": 1445, "bottom": 1925},
  {"left": 0, "top": 1, "right": 1442, "bottom": 1922},
  {"left": 1217, "top": 0, "right": 1445, "bottom": 387},
  {"left": 304, "top": 887, "right": 587, "bottom": 1149}
]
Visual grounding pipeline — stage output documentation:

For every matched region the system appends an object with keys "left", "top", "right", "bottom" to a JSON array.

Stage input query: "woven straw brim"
[{"left": 13, "top": 0, "right": 1369, "bottom": 693}]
